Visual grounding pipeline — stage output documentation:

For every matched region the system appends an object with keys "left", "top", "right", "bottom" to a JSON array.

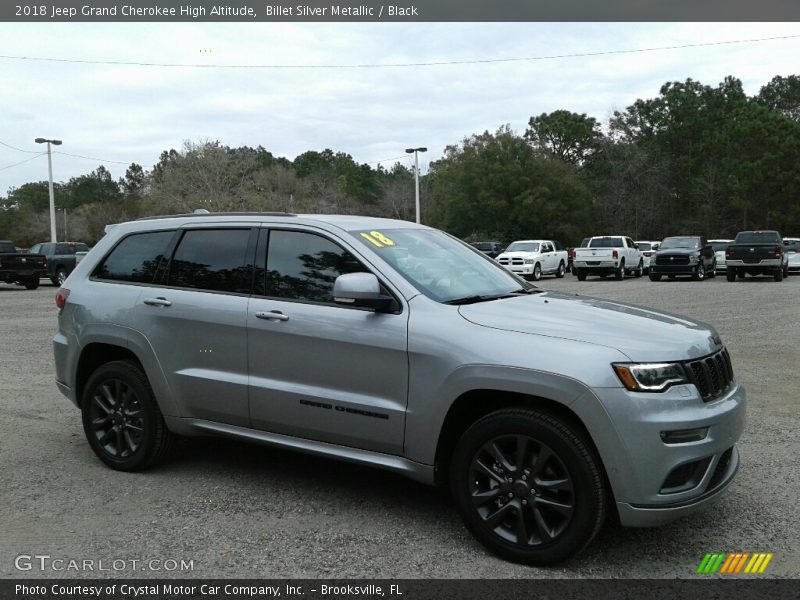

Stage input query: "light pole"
[
  {"left": 35, "top": 137, "right": 62, "bottom": 242},
  {"left": 405, "top": 147, "right": 427, "bottom": 224}
]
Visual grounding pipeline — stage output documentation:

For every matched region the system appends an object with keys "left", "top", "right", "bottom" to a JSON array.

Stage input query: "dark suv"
[
  {"left": 649, "top": 236, "right": 716, "bottom": 281},
  {"left": 469, "top": 241, "right": 504, "bottom": 259}
]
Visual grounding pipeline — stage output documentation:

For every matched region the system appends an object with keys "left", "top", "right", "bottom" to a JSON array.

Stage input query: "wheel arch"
[
  {"left": 433, "top": 389, "right": 609, "bottom": 492},
  {"left": 75, "top": 343, "right": 143, "bottom": 407}
]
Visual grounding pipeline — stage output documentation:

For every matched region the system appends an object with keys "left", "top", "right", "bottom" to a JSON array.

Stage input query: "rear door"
[
  {"left": 247, "top": 226, "right": 409, "bottom": 455},
  {"left": 129, "top": 225, "right": 256, "bottom": 426}
]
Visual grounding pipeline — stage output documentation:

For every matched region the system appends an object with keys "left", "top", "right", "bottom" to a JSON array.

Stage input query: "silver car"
[{"left": 53, "top": 213, "right": 745, "bottom": 565}]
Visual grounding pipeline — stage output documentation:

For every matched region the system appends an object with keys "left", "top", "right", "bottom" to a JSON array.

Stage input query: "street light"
[
  {"left": 405, "top": 147, "right": 427, "bottom": 224},
  {"left": 35, "top": 137, "right": 63, "bottom": 243}
]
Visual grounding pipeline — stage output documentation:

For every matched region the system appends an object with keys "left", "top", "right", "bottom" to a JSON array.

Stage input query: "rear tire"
[
  {"left": 774, "top": 268, "right": 783, "bottom": 282},
  {"left": 615, "top": 260, "right": 625, "bottom": 280},
  {"left": 22, "top": 278, "right": 39, "bottom": 290},
  {"left": 649, "top": 274, "right": 662, "bottom": 281},
  {"left": 726, "top": 270, "right": 736, "bottom": 282},
  {"left": 81, "top": 360, "right": 173, "bottom": 471},
  {"left": 450, "top": 408, "right": 607, "bottom": 565},
  {"left": 576, "top": 269, "right": 587, "bottom": 281}
]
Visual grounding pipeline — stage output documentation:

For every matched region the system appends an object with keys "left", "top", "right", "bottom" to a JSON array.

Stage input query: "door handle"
[
  {"left": 255, "top": 310, "right": 289, "bottom": 322},
  {"left": 143, "top": 297, "right": 172, "bottom": 307}
]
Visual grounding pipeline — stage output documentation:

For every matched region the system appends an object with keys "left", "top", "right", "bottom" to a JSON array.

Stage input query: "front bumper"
[
  {"left": 650, "top": 263, "right": 701, "bottom": 275},
  {"left": 592, "top": 380, "right": 746, "bottom": 527},
  {"left": 501, "top": 264, "right": 535, "bottom": 275}
]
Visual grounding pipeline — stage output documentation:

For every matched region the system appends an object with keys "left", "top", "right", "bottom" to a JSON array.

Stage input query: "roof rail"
[{"left": 135, "top": 211, "right": 297, "bottom": 221}]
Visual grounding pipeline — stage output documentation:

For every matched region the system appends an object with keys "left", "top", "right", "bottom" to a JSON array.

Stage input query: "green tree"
[
  {"left": 757, "top": 75, "right": 800, "bottom": 122},
  {"left": 525, "top": 110, "right": 603, "bottom": 165}
]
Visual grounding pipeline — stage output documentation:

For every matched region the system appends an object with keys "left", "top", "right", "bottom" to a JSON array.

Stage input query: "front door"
[{"left": 247, "top": 227, "right": 409, "bottom": 455}]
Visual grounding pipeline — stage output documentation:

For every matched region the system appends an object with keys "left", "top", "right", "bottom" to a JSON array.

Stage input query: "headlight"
[
  {"left": 689, "top": 255, "right": 699, "bottom": 263},
  {"left": 612, "top": 362, "right": 688, "bottom": 392},
  {"left": 524, "top": 258, "right": 534, "bottom": 264}
]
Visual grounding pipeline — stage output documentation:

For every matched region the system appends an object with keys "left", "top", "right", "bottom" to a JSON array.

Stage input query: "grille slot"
[
  {"left": 686, "top": 348, "right": 734, "bottom": 402},
  {"left": 656, "top": 254, "right": 690, "bottom": 265}
]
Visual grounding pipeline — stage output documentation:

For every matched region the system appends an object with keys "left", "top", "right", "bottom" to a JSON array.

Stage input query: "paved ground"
[{"left": 1, "top": 273, "right": 798, "bottom": 579}]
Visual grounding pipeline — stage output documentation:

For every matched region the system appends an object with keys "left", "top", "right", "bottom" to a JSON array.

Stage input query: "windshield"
[
  {"left": 352, "top": 228, "right": 528, "bottom": 303},
  {"left": 660, "top": 237, "right": 700, "bottom": 250},
  {"left": 471, "top": 243, "right": 492, "bottom": 251},
  {"left": 588, "top": 237, "right": 623, "bottom": 248},
  {"left": 506, "top": 242, "right": 539, "bottom": 253}
]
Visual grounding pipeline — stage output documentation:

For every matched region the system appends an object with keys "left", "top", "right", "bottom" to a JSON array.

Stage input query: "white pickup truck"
[
  {"left": 573, "top": 235, "right": 644, "bottom": 281},
  {"left": 495, "top": 239, "right": 568, "bottom": 281}
]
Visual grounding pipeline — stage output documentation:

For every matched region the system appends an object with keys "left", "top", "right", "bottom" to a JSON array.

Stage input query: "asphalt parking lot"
[{"left": 1, "top": 273, "right": 798, "bottom": 579}]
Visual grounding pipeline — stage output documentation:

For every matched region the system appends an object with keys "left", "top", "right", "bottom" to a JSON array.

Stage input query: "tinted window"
[
  {"left": 734, "top": 231, "right": 782, "bottom": 244},
  {"left": 553, "top": 241, "right": 564, "bottom": 251},
  {"left": 95, "top": 231, "right": 174, "bottom": 283},
  {"left": 266, "top": 230, "right": 366, "bottom": 303},
  {"left": 168, "top": 229, "right": 252, "bottom": 293},
  {"left": 472, "top": 242, "right": 491, "bottom": 251},
  {"left": 56, "top": 243, "right": 72, "bottom": 254},
  {"left": 29, "top": 244, "right": 42, "bottom": 254},
  {"left": 0, "top": 241, "right": 16, "bottom": 253},
  {"left": 710, "top": 242, "right": 729, "bottom": 252},
  {"left": 637, "top": 243, "right": 652, "bottom": 251}
]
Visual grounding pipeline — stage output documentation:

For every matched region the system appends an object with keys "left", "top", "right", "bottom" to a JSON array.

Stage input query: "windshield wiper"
[{"left": 445, "top": 289, "right": 539, "bottom": 305}]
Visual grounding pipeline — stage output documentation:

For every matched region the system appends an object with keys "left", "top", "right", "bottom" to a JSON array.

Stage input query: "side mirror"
[{"left": 333, "top": 272, "right": 394, "bottom": 312}]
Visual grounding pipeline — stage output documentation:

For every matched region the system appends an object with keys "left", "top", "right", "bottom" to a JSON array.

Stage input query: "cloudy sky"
[{"left": 1, "top": 22, "right": 799, "bottom": 194}]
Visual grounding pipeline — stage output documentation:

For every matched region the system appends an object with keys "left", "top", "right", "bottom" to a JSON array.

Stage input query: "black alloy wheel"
[
  {"left": 451, "top": 409, "right": 607, "bottom": 565},
  {"left": 81, "top": 360, "right": 173, "bottom": 471}
]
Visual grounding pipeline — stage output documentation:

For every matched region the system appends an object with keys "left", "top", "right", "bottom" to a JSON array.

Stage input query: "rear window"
[
  {"left": 734, "top": 231, "right": 781, "bottom": 244},
  {"left": 94, "top": 231, "right": 175, "bottom": 283},
  {"left": 588, "top": 237, "right": 624, "bottom": 248},
  {"left": 168, "top": 228, "right": 253, "bottom": 294},
  {"left": 472, "top": 243, "right": 492, "bottom": 251},
  {"left": 0, "top": 242, "right": 16, "bottom": 253},
  {"left": 710, "top": 242, "right": 730, "bottom": 252},
  {"left": 637, "top": 242, "right": 652, "bottom": 251}
]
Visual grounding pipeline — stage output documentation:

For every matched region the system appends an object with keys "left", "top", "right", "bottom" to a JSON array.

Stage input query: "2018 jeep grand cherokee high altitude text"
[{"left": 53, "top": 213, "right": 746, "bottom": 565}]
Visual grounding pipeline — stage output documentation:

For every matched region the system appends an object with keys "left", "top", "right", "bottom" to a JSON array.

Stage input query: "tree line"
[{"left": 2, "top": 73, "right": 799, "bottom": 248}]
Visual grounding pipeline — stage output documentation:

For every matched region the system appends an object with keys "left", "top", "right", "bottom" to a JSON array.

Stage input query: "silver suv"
[{"left": 53, "top": 213, "right": 746, "bottom": 565}]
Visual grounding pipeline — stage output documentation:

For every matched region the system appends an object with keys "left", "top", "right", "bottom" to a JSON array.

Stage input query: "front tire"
[
  {"left": 634, "top": 260, "right": 643, "bottom": 278},
  {"left": 693, "top": 264, "right": 705, "bottom": 281},
  {"left": 450, "top": 408, "right": 607, "bottom": 566},
  {"left": 532, "top": 263, "right": 542, "bottom": 281},
  {"left": 555, "top": 261, "right": 565, "bottom": 279},
  {"left": 81, "top": 360, "right": 173, "bottom": 471}
]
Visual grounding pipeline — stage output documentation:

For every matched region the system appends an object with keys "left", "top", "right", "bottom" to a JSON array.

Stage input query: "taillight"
[
  {"left": 612, "top": 250, "right": 619, "bottom": 259},
  {"left": 775, "top": 245, "right": 782, "bottom": 257},
  {"left": 726, "top": 248, "right": 731, "bottom": 257},
  {"left": 55, "top": 288, "right": 70, "bottom": 311},
  {"left": 43, "top": 258, "right": 47, "bottom": 268}
]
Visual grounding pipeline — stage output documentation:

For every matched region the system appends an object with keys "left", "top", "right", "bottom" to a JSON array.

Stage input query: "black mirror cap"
[{"left": 334, "top": 294, "right": 396, "bottom": 313}]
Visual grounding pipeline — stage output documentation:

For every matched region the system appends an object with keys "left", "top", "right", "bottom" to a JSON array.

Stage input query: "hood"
[
  {"left": 498, "top": 251, "right": 540, "bottom": 259},
  {"left": 656, "top": 247, "right": 699, "bottom": 256},
  {"left": 458, "top": 290, "right": 721, "bottom": 362}
]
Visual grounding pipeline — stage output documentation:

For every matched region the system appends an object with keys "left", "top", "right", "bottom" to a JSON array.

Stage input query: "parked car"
[
  {"left": 649, "top": 236, "right": 716, "bottom": 281},
  {"left": 725, "top": 230, "right": 788, "bottom": 282},
  {"left": 470, "top": 241, "right": 505, "bottom": 259},
  {"left": 568, "top": 237, "right": 590, "bottom": 275},
  {"left": 634, "top": 240, "right": 660, "bottom": 274},
  {"left": 29, "top": 241, "right": 90, "bottom": 286},
  {"left": 572, "top": 236, "right": 643, "bottom": 281},
  {"left": 0, "top": 240, "right": 48, "bottom": 289},
  {"left": 708, "top": 239, "right": 733, "bottom": 273},
  {"left": 496, "top": 239, "right": 568, "bottom": 280},
  {"left": 53, "top": 212, "right": 745, "bottom": 565},
  {"left": 781, "top": 238, "right": 800, "bottom": 274}
]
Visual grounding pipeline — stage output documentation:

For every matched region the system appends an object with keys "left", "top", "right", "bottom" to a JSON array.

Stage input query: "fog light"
[{"left": 660, "top": 427, "right": 709, "bottom": 444}]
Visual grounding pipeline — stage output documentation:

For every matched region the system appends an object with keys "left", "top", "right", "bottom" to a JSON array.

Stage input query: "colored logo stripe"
[{"left": 697, "top": 553, "right": 773, "bottom": 574}]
